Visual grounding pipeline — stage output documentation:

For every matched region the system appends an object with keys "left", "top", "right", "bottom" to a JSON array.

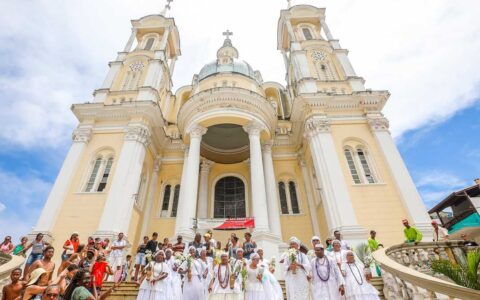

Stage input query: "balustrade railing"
[
  {"left": 372, "top": 241, "right": 480, "bottom": 300},
  {"left": 0, "top": 253, "right": 25, "bottom": 292}
]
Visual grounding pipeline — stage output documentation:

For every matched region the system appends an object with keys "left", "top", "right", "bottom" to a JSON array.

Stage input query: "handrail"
[
  {"left": 373, "top": 242, "right": 480, "bottom": 300},
  {"left": 0, "top": 254, "right": 25, "bottom": 290}
]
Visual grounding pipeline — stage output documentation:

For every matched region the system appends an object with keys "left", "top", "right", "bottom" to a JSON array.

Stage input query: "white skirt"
[
  {"left": 244, "top": 289, "right": 265, "bottom": 300},
  {"left": 183, "top": 276, "right": 206, "bottom": 300}
]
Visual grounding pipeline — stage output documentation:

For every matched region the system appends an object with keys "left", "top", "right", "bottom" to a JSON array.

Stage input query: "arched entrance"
[{"left": 214, "top": 176, "right": 246, "bottom": 218}]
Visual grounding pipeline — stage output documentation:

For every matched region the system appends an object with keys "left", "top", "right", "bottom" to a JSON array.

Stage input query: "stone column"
[
  {"left": 304, "top": 117, "right": 367, "bottom": 243},
  {"left": 96, "top": 123, "right": 151, "bottom": 238},
  {"left": 261, "top": 141, "right": 282, "bottom": 238},
  {"left": 123, "top": 28, "right": 137, "bottom": 52},
  {"left": 197, "top": 159, "right": 213, "bottom": 219},
  {"left": 319, "top": 16, "right": 334, "bottom": 40},
  {"left": 175, "top": 125, "right": 207, "bottom": 239},
  {"left": 367, "top": 116, "right": 432, "bottom": 237},
  {"left": 243, "top": 122, "right": 270, "bottom": 234},
  {"left": 34, "top": 126, "right": 92, "bottom": 235},
  {"left": 298, "top": 156, "right": 321, "bottom": 237},
  {"left": 139, "top": 157, "right": 161, "bottom": 241}
]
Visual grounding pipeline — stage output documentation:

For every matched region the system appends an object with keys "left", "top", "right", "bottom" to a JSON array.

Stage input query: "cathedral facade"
[{"left": 33, "top": 4, "right": 432, "bottom": 258}]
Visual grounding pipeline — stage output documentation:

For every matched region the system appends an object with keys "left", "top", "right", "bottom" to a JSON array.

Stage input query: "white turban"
[
  {"left": 236, "top": 248, "right": 244, "bottom": 254},
  {"left": 220, "top": 252, "right": 228, "bottom": 257},
  {"left": 155, "top": 250, "right": 165, "bottom": 257},
  {"left": 311, "top": 236, "right": 320, "bottom": 241},
  {"left": 250, "top": 253, "right": 260, "bottom": 260},
  {"left": 289, "top": 236, "right": 301, "bottom": 246},
  {"left": 188, "top": 246, "right": 196, "bottom": 252},
  {"left": 332, "top": 239, "right": 341, "bottom": 245},
  {"left": 314, "top": 243, "right": 324, "bottom": 249},
  {"left": 165, "top": 248, "right": 173, "bottom": 253},
  {"left": 255, "top": 247, "right": 263, "bottom": 253}
]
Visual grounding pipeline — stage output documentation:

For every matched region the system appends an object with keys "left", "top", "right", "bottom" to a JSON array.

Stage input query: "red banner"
[{"left": 214, "top": 218, "right": 255, "bottom": 230}]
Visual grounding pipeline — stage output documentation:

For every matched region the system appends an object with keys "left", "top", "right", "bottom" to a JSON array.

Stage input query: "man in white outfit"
[
  {"left": 282, "top": 237, "right": 310, "bottom": 300},
  {"left": 310, "top": 244, "right": 345, "bottom": 299}
]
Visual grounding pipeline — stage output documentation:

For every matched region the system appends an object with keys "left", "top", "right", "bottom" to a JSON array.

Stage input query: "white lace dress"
[
  {"left": 137, "top": 261, "right": 172, "bottom": 300},
  {"left": 165, "top": 258, "right": 182, "bottom": 299},
  {"left": 179, "top": 259, "right": 206, "bottom": 300},
  {"left": 244, "top": 265, "right": 265, "bottom": 300},
  {"left": 258, "top": 260, "right": 283, "bottom": 300},
  {"left": 342, "top": 262, "right": 380, "bottom": 300},
  {"left": 282, "top": 251, "right": 311, "bottom": 300},
  {"left": 210, "top": 264, "right": 244, "bottom": 300}
]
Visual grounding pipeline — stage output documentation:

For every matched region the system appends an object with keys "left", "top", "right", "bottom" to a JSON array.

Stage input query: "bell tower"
[
  {"left": 93, "top": 11, "right": 180, "bottom": 119},
  {"left": 277, "top": 5, "right": 366, "bottom": 97}
]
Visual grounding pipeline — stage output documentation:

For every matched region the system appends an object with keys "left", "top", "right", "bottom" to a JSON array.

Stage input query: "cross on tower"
[
  {"left": 222, "top": 30, "right": 233, "bottom": 40},
  {"left": 287, "top": 0, "right": 292, "bottom": 8}
]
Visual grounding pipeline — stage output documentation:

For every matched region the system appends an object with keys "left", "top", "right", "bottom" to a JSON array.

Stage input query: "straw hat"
[{"left": 27, "top": 268, "right": 47, "bottom": 286}]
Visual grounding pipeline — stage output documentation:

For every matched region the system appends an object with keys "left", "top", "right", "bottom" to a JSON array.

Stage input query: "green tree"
[{"left": 431, "top": 248, "right": 480, "bottom": 290}]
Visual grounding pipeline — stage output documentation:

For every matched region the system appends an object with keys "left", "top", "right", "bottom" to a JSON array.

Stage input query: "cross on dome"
[
  {"left": 287, "top": 0, "right": 292, "bottom": 9},
  {"left": 222, "top": 30, "right": 233, "bottom": 40},
  {"left": 160, "top": 0, "right": 173, "bottom": 16}
]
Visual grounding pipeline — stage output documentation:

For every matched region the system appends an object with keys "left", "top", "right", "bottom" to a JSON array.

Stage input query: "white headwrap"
[
  {"left": 250, "top": 253, "right": 260, "bottom": 260},
  {"left": 220, "top": 252, "right": 228, "bottom": 257},
  {"left": 236, "top": 248, "right": 244, "bottom": 254},
  {"left": 255, "top": 247, "right": 264, "bottom": 253},
  {"left": 155, "top": 250, "right": 165, "bottom": 257},
  {"left": 165, "top": 248, "right": 173, "bottom": 254},
  {"left": 314, "top": 243, "right": 324, "bottom": 249},
  {"left": 188, "top": 246, "right": 196, "bottom": 252},
  {"left": 332, "top": 239, "right": 341, "bottom": 245},
  {"left": 289, "top": 236, "right": 301, "bottom": 246},
  {"left": 311, "top": 236, "right": 320, "bottom": 241}
]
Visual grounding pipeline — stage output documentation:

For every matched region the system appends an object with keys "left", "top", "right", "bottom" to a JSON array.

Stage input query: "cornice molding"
[
  {"left": 367, "top": 116, "right": 390, "bottom": 132},
  {"left": 72, "top": 127, "right": 93, "bottom": 143},
  {"left": 304, "top": 116, "right": 331, "bottom": 137}
]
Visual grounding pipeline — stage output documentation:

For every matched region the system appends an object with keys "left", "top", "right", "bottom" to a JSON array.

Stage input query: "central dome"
[
  {"left": 196, "top": 35, "right": 261, "bottom": 83},
  {"left": 198, "top": 58, "right": 257, "bottom": 81}
]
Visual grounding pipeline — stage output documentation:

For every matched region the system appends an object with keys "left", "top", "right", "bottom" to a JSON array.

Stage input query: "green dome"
[{"left": 198, "top": 58, "right": 258, "bottom": 81}]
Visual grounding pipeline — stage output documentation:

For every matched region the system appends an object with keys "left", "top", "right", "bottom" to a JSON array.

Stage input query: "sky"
[{"left": 0, "top": 0, "right": 479, "bottom": 242}]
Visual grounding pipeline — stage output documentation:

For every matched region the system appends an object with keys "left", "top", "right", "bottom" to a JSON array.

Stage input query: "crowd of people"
[{"left": 0, "top": 219, "right": 478, "bottom": 300}]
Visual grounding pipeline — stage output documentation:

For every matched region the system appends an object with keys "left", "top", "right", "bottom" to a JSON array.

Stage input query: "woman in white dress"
[
  {"left": 164, "top": 248, "right": 182, "bottom": 299},
  {"left": 245, "top": 253, "right": 265, "bottom": 300},
  {"left": 209, "top": 253, "right": 243, "bottom": 300},
  {"left": 282, "top": 237, "right": 311, "bottom": 300},
  {"left": 179, "top": 246, "right": 206, "bottom": 300},
  {"left": 341, "top": 251, "right": 379, "bottom": 300},
  {"left": 136, "top": 250, "right": 171, "bottom": 300},
  {"left": 199, "top": 248, "right": 213, "bottom": 296},
  {"left": 257, "top": 248, "right": 282, "bottom": 300}
]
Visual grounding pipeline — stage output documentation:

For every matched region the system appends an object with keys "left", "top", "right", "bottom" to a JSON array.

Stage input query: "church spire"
[{"left": 217, "top": 30, "right": 238, "bottom": 62}]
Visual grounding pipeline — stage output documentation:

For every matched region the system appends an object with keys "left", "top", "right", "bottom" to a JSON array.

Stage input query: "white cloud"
[
  {"left": 0, "top": 202, "right": 5, "bottom": 213},
  {"left": 0, "top": 0, "right": 479, "bottom": 148}
]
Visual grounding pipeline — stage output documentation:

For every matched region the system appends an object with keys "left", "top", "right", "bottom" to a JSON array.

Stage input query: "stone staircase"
[
  {"left": 102, "top": 277, "right": 383, "bottom": 300},
  {"left": 102, "top": 282, "right": 139, "bottom": 300},
  {"left": 370, "top": 276, "right": 385, "bottom": 299}
]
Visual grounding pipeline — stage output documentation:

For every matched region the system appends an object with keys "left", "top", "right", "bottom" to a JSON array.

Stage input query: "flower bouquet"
[
  {"left": 186, "top": 254, "right": 194, "bottom": 282},
  {"left": 353, "top": 243, "right": 374, "bottom": 281},
  {"left": 213, "top": 251, "right": 223, "bottom": 266},
  {"left": 269, "top": 256, "right": 276, "bottom": 273},
  {"left": 145, "top": 250, "right": 153, "bottom": 264},
  {"left": 287, "top": 248, "right": 298, "bottom": 274},
  {"left": 240, "top": 268, "right": 248, "bottom": 291}
]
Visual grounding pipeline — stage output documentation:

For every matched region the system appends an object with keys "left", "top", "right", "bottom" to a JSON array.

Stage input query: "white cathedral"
[{"left": 33, "top": 3, "right": 432, "bottom": 259}]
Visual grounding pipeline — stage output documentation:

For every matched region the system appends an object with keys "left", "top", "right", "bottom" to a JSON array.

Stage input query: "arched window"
[
  {"left": 278, "top": 180, "right": 301, "bottom": 215},
  {"left": 278, "top": 182, "right": 289, "bottom": 214},
  {"left": 357, "top": 149, "right": 376, "bottom": 183},
  {"left": 85, "top": 158, "right": 102, "bottom": 192},
  {"left": 344, "top": 149, "right": 361, "bottom": 184},
  {"left": 288, "top": 181, "right": 300, "bottom": 214},
  {"left": 214, "top": 176, "right": 246, "bottom": 219},
  {"left": 97, "top": 157, "right": 113, "bottom": 192},
  {"left": 160, "top": 183, "right": 181, "bottom": 217},
  {"left": 160, "top": 185, "right": 171, "bottom": 216},
  {"left": 302, "top": 28, "right": 313, "bottom": 40},
  {"left": 144, "top": 38, "right": 155, "bottom": 50},
  {"left": 171, "top": 185, "right": 180, "bottom": 217}
]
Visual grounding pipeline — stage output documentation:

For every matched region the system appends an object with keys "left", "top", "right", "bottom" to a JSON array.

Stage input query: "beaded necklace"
[
  {"left": 218, "top": 264, "right": 230, "bottom": 289},
  {"left": 347, "top": 262, "right": 364, "bottom": 286},
  {"left": 315, "top": 257, "right": 330, "bottom": 282}
]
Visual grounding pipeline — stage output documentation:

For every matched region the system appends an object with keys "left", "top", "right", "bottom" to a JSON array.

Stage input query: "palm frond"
[{"left": 431, "top": 248, "right": 480, "bottom": 291}]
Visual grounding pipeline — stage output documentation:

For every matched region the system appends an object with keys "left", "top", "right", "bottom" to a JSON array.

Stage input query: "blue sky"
[{"left": 0, "top": 0, "right": 479, "bottom": 242}]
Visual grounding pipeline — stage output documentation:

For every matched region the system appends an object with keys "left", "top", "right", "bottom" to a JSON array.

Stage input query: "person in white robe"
[
  {"left": 244, "top": 253, "right": 265, "bottom": 300},
  {"left": 136, "top": 250, "right": 171, "bottom": 300},
  {"left": 256, "top": 248, "right": 282, "bottom": 300},
  {"left": 164, "top": 248, "right": 182, "bottom": 299},
  {"left": 310, "top": 244, "right": 345, "bottom": 300},
  {"left": 179, "top": 246, "right": 206, "bottom": 300},
  {"left": 209, "top": 253, "right": 243, "bottom": 300},
  {"left": 199, "top": 248, "right": 213, "bottom": 297},
  {"left": 328, "top": 240, "right": 348, "bottom": 269},
  {"left": 282, "top": 236, "right": 311, "bottom": 300},
  {"left": 341, "top": 251, "right": 380, "bottom": 300}
]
